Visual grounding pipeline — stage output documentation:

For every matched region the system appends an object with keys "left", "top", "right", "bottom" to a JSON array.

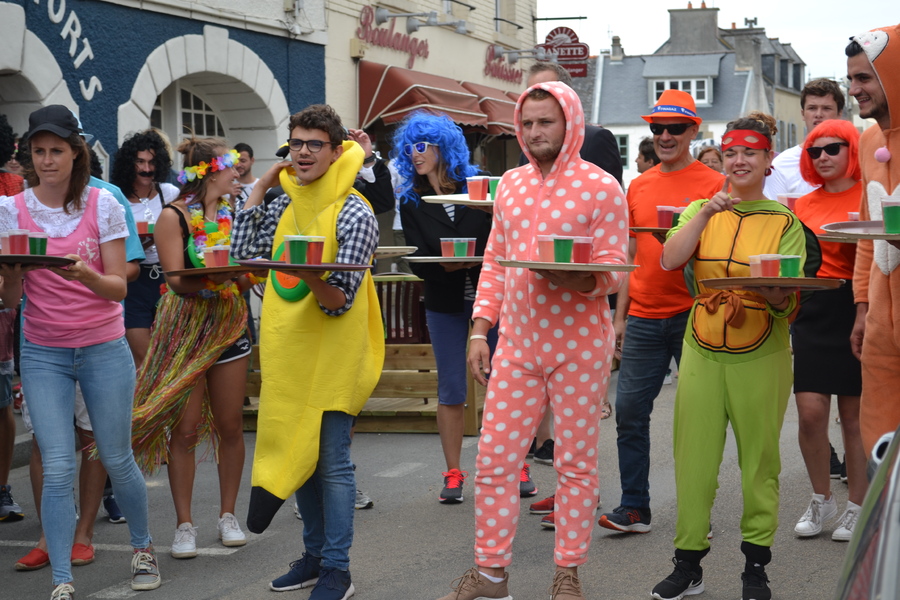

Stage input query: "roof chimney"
[
  {"left": 701, "top": 1, "right": 707, "bottom": 6},
  {"left": 687, "top": 2, "right": 693, "bottom": 8},
  {"left": 732, "top": 22, "right": 736, "bottom": 29},
  {"left": 610, "top": 35, "right": 624, "bottom": 61}
]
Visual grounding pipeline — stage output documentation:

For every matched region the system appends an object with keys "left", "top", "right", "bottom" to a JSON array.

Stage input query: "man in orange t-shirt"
[{"left": 599, "top": 90, "right": 724, "bottom": 535}]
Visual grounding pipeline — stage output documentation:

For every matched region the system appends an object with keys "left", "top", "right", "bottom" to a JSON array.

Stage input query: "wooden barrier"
[{"left": 242, "top": 343, "right": 484, "bottom": 435}]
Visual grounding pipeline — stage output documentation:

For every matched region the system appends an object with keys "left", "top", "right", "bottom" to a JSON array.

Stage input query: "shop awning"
[
  {"left": 459, "top": 81, "right": 518, "bottom": 136},
  {"left": 358, "top": 61, "right": 488, "bottom": 130}
]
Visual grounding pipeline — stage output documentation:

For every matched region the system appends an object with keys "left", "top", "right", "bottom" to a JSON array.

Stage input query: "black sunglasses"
[
  {"left": 649, "top": 123, "right": 691, "bottom": 136},
  {"left": 287, "top": 138, "right": 335, "bottom": 153},
  {"left": 805, "top": 142, "right": 848, "bottom": 159}
]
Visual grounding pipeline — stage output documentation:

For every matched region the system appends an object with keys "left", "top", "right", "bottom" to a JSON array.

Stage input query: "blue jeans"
[
  {"left": 614, "top": 311, "right": 690, "bottom": 509},
  {"left": 293, "top": 411, "right": 355, "bottom": 571},
  {"left": 21, "top": 337, "right": 150, "bottom": 586},
  {"left": 426, "top": 302, "right": 498, "bottom": 405}
]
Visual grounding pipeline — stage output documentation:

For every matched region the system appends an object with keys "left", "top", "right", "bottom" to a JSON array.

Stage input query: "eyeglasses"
[
  {"left": 649, "top": 123, "right": 691, "bottom": 136},
  {"left": 805, "top": 142, "right": 848, "bottom": 159},
  {"left": 403, "top": 141, "right": 435, "bottom": 155},
  {"left": 287, "top": 138, "right": 334, "bottom": 153}
]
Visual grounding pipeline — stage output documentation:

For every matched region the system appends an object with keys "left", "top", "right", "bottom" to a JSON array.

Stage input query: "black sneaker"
[
  {"left": 309, "top": 568, "right": 354, "bottom": 600},
  {"left": 741, "top": 564, "right": 771, "bottom": 600},
  {"left": 439, "top": 469, "right": 467, "bottom": 504},
  {"left": 830, "top": 445, "right": 842, "bottom": 479},
  {"left": 527, "top": 438, "right": 537, "bottom": 458},
  {"left": 598, "top": 505, "right": 651, "bottom": 533},
  {"left": 651, "top": 557, "right": 704, "bottom": 600},
  {"left": 840, "top": 455, "right": 848, "bottom": 483},
  {"left": 519, "top": 464, "right": 538, "bottom": 497},
  {"left": 534, "top": 439, "right": 554, "bottom": 465}
]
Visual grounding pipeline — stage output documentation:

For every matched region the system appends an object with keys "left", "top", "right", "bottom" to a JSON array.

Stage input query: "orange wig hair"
[{"left": 800, "top": 119, "right": 861, "bottom": 187}]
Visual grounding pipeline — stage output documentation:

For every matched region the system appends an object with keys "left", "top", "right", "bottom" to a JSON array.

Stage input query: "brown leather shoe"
[
  {"left": 550, "top": 570, "right": 585, "bottom": 600},
  {"left": 436, "top": 568, "right": 512, "bottom": 600}
]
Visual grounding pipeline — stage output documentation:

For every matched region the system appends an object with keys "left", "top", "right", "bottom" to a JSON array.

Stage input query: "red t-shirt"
[
  {"left": 0, "top": 172, "right": 23, "bottom": 196},
  {"left": 626, "top": 161, "right": 724, "bottom": 318},
  {"left": 794, "top": 182, "right": 860, "bottom": 280}
]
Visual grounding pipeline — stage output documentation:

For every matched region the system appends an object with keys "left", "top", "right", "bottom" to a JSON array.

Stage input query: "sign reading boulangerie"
[{"left": 356, "top": 5, "right": 429, "bottom": 69}]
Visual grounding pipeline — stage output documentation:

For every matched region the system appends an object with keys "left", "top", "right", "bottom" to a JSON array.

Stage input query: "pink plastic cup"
[
  {"left": 748, "top": 255, "right": 762, "bottom": 277},
  {"left": 466, "top": 238, "right": 476, "bottom": 257},
  {"left": 440, "top": 238, "right": 455, "bottom": 258},
  {"left": 847, "top": 211, "right": 860, "bottom": 222},
  {"left": 206, "top": 245, "right": 230, "bottom": 267},
  {"left": 537, "top": 235, "right": 555, "bottom": 262}
]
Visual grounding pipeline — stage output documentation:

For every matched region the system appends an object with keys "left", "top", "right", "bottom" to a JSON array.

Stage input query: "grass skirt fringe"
[{"left": 131, "top": 290, "right": 247, "bottom": 474}]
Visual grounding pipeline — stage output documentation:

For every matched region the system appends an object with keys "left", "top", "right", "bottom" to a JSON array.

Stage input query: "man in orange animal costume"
[{"left": 847, "top": 23, "right": 900, "bottom": 455}]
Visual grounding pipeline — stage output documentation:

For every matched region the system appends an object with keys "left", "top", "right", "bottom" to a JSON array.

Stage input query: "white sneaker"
[
  {"left": 832, "top": 501, "right": 861, "bottom": 541},
  {"left": 794, "top": 493, "right": 837, "bottom": 537},
  {"left": 355, "top": 489, "right": 374, "bottom": 510},
  {"left": 171, "top": 522, "right": 198, "bottom": 558},
  {"left": 217, "top": 512, "right": 247, "bottom": 547}
]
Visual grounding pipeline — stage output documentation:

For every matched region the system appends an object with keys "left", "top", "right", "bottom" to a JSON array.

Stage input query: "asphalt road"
[{"left": 1, "top": 371, "right": 852, "bottom": 599}]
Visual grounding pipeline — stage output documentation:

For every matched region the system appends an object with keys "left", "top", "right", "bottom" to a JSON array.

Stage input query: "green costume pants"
[{"left": 673, "top": 344, "right": 792, "bottom": 551}]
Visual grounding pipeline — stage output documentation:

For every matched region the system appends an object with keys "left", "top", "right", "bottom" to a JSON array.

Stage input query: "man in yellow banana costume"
[{"left": 231, "top": 104, "right": 384, "bottom": 600}]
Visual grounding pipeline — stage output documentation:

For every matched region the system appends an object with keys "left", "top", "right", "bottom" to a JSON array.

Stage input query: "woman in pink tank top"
[{"left": 0, "top": 105, "right": 159, "bottom": 600}]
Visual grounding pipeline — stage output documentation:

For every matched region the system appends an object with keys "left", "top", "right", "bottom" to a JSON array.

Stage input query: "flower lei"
[{"left": 177, "top": 149, "right": 240, "bottom": 185}]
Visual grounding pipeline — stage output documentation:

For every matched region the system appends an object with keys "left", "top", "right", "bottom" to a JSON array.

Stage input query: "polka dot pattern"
[{"left": 471, "top": 81, "right": 629, "bottom": 569}]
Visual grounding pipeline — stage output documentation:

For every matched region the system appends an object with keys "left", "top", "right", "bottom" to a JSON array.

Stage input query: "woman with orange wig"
[{"left": 791, "top": 118, "right": 866, "bottom": 543}]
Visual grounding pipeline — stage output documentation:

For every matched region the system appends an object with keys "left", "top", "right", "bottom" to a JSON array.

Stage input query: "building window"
[
  {"left": 777, "top": 119, "right": 785, "bottom": 151},
  {"left": 615, "top": 134, "right": 628, "bottom": 168},
  {"left": 651, "top": 78, "right": 712, "bottom": 105},
  {"left": 180, "top": 88, "right": 225, "bottom": 137},
  {"left": 152, "top": 84, "right": 226, "bottom": 153}
]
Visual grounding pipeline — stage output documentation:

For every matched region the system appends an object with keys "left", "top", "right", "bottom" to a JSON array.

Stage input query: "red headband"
[{"left": 722, "top": 130, "right": 771, "bottom": 151}]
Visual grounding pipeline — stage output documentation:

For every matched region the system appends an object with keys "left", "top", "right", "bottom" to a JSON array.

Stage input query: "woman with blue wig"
[{"left": 392, "top": 111, "right": 515, "bottom": 504}]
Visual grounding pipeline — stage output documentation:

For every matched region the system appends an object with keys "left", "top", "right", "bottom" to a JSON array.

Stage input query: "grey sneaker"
[
  {"left": 519, "top": 464, "right": 537, "bottom": 497},
  {"left": 0, "top": 484, "right": 24, "bottom": 521},
  {"left": 355, "top": 489, "right": 374, "bottom": 510},
  {"left": 131, "top": 547, "right": 161, "bottom": 590},
  {"left": 50, "top": 583, "right": 74, "bottom": 600},
  {"left": 437, "top": 568, "right": 512, "bottom": 600}
]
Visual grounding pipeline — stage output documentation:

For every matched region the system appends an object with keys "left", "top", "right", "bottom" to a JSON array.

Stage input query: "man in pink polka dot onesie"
[{"left": 435, "top": 82, "right": 628, "bottom": 600}]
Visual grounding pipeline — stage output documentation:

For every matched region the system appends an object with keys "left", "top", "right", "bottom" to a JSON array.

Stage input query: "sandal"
[
  {"left": 15, "top": 547, "right": 50, "bottom": 571},
  {"left": 71, "top": 542, "right": 95, "bottom": 566}
]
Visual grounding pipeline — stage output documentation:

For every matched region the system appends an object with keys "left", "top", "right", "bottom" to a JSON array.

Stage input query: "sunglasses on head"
[
  {"left": 404, "top": 141, "right": 435, "bottom": 155},
  {"left": 649, "top": 122, "right": 691, "bottom": 136},
  {"left": 805, "top": 142, "right": 848, "bottom": 159},
  {"left": 287, "top": 138, "right": 333, "bottom": 153}
]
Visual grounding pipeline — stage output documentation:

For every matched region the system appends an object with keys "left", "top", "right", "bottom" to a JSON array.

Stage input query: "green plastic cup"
[
  {"left": 779, "top": 255, "right": 802, "bottom": 277},
  {"left": 453, "top": 239, "right": 468, "bottom": 257},
  {"left": 883, "top": 201, "right": 900, "bottom": 234},
  {"left": 283, "top": 235, "right": 308, "bottom": 264},
  {"left": 553, "top": 237, "right": 574, "bottom": 263},
  {"left": 28, "top": 232, "right": 48, "bottom": 255},
  {"left": 488, "top": 177, "right": 502, "bottom": 200}
]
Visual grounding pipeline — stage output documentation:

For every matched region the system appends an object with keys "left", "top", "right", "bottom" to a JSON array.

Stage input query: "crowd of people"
[{"left": 0, "top": 19, "right": 898, "bottom": 600}]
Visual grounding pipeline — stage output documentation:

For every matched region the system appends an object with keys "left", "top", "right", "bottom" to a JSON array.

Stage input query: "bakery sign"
[
  {"left": 536, "top": 27, "right": 589, "bottom": 78},
  {"left": 483, "top": 45, "right": 523, "bottom": 84},
  {"left": 356, "top": 5, "right": 429, "bottom": 69}
]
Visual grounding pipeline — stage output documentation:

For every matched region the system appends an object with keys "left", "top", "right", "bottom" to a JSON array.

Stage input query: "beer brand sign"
[
  {"left": 357, "top": 5, "right": 429, "bottom": 69},
  {"left": 483, "top": 45, "right": 523, "bottom": 84}
]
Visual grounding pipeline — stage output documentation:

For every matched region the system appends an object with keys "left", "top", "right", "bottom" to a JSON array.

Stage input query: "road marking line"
[
  {"left": 0, "top": 540, "right": 239, "bottom": 556},
  {"left": 374, "top": 462, "right": 425, "bottom": 478}
]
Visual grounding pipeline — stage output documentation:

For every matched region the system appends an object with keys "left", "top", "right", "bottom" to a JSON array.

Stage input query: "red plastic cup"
[
  {"left": 759, "top": 254, "right": 781, "bottom": 277},
  {"left": 572, "top": 236, "right": 592, "bottom": 263},
  {"left": 135, "top": 220, "right": 150, "bottom": 234},
  {"left": 206, "top": 245, "right": 229, "bottom": 267},
  {"left": 466, "top": 238, "right": 476, "bottom": 257},
  {"left": 440, "top": 238, "right": 455, "bottom": 258},
  {"left": 305, "top": 236, "right": 325, "bottom": 265},
  {"left": 657, "top": 206, "right": 675, "bottom": 228},
  {"left": 8, "top": 229, "right": 30, "bottom": 254},
  {"left": 466, "top": 177, "right": 488, "bottom": 201}
]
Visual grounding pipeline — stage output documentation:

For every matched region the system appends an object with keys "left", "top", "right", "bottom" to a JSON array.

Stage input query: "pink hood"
[{"left": 515, "top": 81, "right": 586, "bottom": 179}]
